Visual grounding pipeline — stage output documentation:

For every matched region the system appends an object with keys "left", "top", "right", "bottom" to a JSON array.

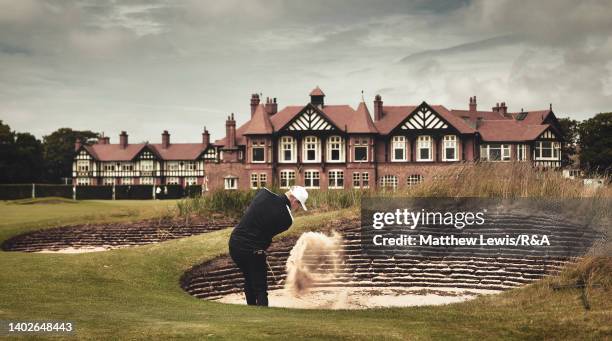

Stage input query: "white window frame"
[
  {"left": 167, "top": 161, "right": 180, "bottom": 171},
  {"left": 407, "top": 174, "right": 424, "bottom": 186},
  {"left": 442, "top": 135, "right": 458, "bottom": 161},
  {"left": 304, "top": 170, "right": 320, "bottom": 189},
  {"left": 326, "top": 136, "right": 345, "bottom": 163},
  {"left": 76, "top": 178, "right": 90, "bottom": 186},
  {"left": 480, "top": 144, "right": 511, "bottom": 162},
  {"left": 77, "top": 160, "right": 90, "bottom": 172},
  {"left": 417, "top": 135, "right": 433, "bottom": 162},
  {"left": 166, "top": 177, "right": 180, "bottom": 185},
  {"left": 534, "top": 141, "right": 561, "bottom": 160},
  {"left": 102, "top": 178, "right": 115, "bottom": 186},
  {"left": 379, "top": 175, "right": 398, "bottom": 190},
  {"left": 328, "top": 170, "right": 344, "bottom": 189},
  {"left": 121, "top": 163, "right": 134, "bottom": 171},
  {"left": 279, "top": 170, "right": 296, "bottom": 189},
  {"left": 353, "top": 138, "right": 369, "bottom": 162},
  {"left": 279, "top": 136, "right": 296, "bottom": 163},
  {"left": 352, "top": 172, "right": 370, "bottom": 189},
  {"left": 391, "top": 136, "right": 407, "bottom": 162},
  {"left": 224, "top": 176, "right": 238, "bottom": 190},
  {"left": 140, "top": 177, "right": 154, "bottom": 185},
  {"left": 251, "top": 141, "right": 265, "bottom": 163},
  {"left": 185, "top": 177, "right": 197, "bottom": 186},
  {"left": 302, "top": 136, "right": 321, "bottom": 163},
  {"left": 121, "top": 177, "right": 133, "bottom": 185},
  {"left": 140, "top": 160, "right": 154, "bottom": 171},
  {"left": 517, "top": 144, "right": 528, "bottom": 161}
]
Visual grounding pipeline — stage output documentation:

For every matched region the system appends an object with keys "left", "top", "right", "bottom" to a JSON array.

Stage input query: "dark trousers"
[{"left": 229, "top": 246, "right": 268, "bottom": 306}]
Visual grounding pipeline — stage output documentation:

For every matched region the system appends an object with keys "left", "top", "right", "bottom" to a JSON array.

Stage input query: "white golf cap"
[{"left": 289, "top": 186, "right": 308, "bottom": 211}]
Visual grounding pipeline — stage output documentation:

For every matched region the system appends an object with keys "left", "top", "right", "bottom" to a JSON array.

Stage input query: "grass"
[{"left": 0, "top": 164, "right": 610, "bottom": 340}]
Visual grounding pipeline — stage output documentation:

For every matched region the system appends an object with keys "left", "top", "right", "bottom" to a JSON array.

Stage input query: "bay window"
[
  {"left": 417, "top": 135, "right": 433, "bottom": 161},
  {"left": 443, "top": 135, "right": 458, "bottom": 161},
  {"left": 480, "top": 144, "right": 511, "bottom": 161},
  {"left": 303, "top": 136, "right": 320, "bottom": 163},
  {"left": 534, "top": 141, "right": 560, "bottom": 160},
  {"left": 392, "top": 136, "right": 407, "bottom": 161},
  {"left": 279, "top": 136, "right": 296, "bottom": 163},
  {"left": 326, "top": 136, "right": 345, "bottom": 162}
]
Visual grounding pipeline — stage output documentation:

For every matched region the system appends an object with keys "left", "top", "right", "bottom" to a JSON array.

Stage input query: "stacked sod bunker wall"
[
  {"left": 181, "top": 199, "right": 606, "bottom": 303},
  {"left": 0, "top": 184, "right": 203, "bottom": 200},
  {"left": 1, "top": 218, "right": 237, "bottom": 252}
]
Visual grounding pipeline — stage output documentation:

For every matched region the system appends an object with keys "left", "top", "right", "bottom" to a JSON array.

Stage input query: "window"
[
  {"left": 204, "top": 148, "right": 217, "bottom": 161},
  {"left": 303, "top": 136, "right": 320, "bottom": 162},
  {"left": 443, "top": 135, "right": 458, "bottom": 161},
  {"left": 166, "top": 177, "right": 180, "bottom": 185},
  {"left": 279, "top": 136, "right": 296, "bottom": 163},
  {"left": 224, "top": 177, "right": 237, "bottom": 190},
  {"left": 279, "top": 170, "right": 296, "bottom": 189},
  {"left": 304, "top": 170, "right": 320, "bottom": 188},
  {"left": 480, "top": 144, "right": 511, "bottom": 161},
  {"left": 77, "top": 160, "right": 89, "bottom": 172},
  {"left": 250, "top": 173, "right": 267, "bottom": 189},
  {"left": 379, "top": 175, "right": 398, "bottom": 190},
  {"left": 121, "top": 177, "right": 133, "bottom": 185},
  {"left": 417, "top": 136, "right": 433, "bottom": 161},
  {"left": 140, "top": 160, "right": 154, "bottom": 171},
  {"left": 327, "top": 136, "right": 345, "bottom": 162},
  {"left": 102, "top": 178, "right": 115, "bottom": 186},
  {"left": 392, "top": 136, "right": 407, "bottom": 161},
  {"left": 354, "top": 138, "right": 368, "bottom": 162},
  {"left": 352, "top": 172, "right": 370, "bottom": 189},
  {"left": 252, "top": 141, "right": 265, "bottom": 163},
  {"left": 185, "top": 177, "right": 197, "bottom": 186},
  {"left": 185, "top": 161, "right": 197, "bottom": 171},
  {"left": 407, "top": 174, "right": 424, "bottom": 186},
  {"left": 122, "top": 163, "right": 134, "bottom": 171},
  {"left": 76, "top": 178, "right": 90, "bottom": 186},
  {"left": 140, "top": 177, "right": 154, "bottom": 185},
  {"left": 535, "top": 141, "right": 560, "bottom": 160},
  {"left": 517, "top": 144, "right": 528, "bottom": 161},
  {"left": 167, "top": 162, "right": 180, "bottom": 171},
  {"left": 328, "top": 170, "right": 344, "bottom": 189},
  {"left": 103, "top": 163, "right": 115, "bottom": 171}
]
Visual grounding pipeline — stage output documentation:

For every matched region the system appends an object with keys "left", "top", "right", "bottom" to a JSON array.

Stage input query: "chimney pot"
[{"left": 469, "top": 95, "right": 477, "bottom": 112}]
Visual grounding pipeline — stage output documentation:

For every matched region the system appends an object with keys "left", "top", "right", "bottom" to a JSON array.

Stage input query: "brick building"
[{"left": 73, "top": 87, "right": 563, "bottom": 190}]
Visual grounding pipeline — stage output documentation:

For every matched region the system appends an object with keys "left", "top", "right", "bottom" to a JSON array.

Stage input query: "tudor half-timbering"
[{"left": 73, "top": 87, "right": 563, "bottom": 190}]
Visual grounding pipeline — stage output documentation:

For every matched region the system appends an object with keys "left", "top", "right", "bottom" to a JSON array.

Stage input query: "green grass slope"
[{"left": 0, "top": 200, "right": 610, "bottom": 340}]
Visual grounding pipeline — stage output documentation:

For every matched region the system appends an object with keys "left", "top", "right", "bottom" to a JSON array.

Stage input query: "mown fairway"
[{"left": 0, "top": 199, "right": 610, "bottom": 340}]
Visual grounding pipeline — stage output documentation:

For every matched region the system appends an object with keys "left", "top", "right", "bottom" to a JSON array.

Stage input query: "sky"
[{"left": 1, "top": 0, "right": 611, "bottom": 143}]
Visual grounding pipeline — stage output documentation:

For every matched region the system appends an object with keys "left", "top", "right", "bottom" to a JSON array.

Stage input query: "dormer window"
[
  {"left": 326, "top": 136, "right": 345, "bottom": 162},
  {"left": 303, "top": 136, "right": 320, "bottom": 163},
  {"left": 392, "top": 136, "right": 407, "bottom": 161},
  {"left": 279, "top": 136, "right": 296, "bottom": 163},
  {"left": 417, "top": 136, "right": 433, "bottom": 161}
]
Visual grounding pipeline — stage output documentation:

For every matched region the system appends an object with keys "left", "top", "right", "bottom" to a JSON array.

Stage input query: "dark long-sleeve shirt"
[{"left": 229, "top": 188, "right": 293, "bottom": 252}]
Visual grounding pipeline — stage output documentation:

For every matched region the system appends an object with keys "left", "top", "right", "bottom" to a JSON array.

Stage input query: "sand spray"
[{"left": 284, "top": 231, "right": 344, "bottom": 296}]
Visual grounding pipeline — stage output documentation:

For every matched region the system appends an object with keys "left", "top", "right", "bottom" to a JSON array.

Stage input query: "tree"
[
  {"left": 42, "top": 128, "right": 98, "bottom": 183},
  {"left": 0, "top": 121, "right": 44, "bottom": 183},
  {"left": 578, "top": 112, "right": 612, "bottom": 173},
  {"left": 558, "top": 117, "right": 579, "bottom": 167}
]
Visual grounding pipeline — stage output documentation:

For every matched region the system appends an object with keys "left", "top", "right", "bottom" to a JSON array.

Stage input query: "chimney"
[
  {"left": 309, "top": 86, "right": 325, "bottom": 107},
  {"left": 499, "top": 102, "right": 508, "bottom": 117},
  {"left": 202, "top": 126, "right": 210, "bottom": 145},
  {"left": 74, "top": 138, "right": 82, "bottom": 151},
  {"left": 469, "top": 96, "right": 477, "bottom": 112},
  {"left": 250, "top": 93, "right": 260, "bottom": 117},
  {"left": 374, "top": 94, "right": 383, "bottom": 121},
  {"left": 98, "top": 133, "right": 110, "bottom": 145},
  {"left": 161, "top": 130, "right": 170, "bottom": 149},
  {"left": 264, "top": 97, "right": 278, "bottom": 115},
  {"left": 119, "top": 131, "right": 128, "bottom": 149},
  {"left": 225, "top": 113, "right": 236, "bottom": 148},
  {"left": 492, "top": 102, "right": 500, "bottom": 112}
]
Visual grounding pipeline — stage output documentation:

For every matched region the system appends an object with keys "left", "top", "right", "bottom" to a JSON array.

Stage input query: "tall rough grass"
[{"left": 176, "top": 163, "right": 610, "bottom": 220}]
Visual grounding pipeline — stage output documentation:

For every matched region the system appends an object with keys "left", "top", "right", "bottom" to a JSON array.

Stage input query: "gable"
[
  {"left": 75, "top": 148, "right": 93, "bottom": 160},
  {"left": 538, "top": 128, "right": 558, "bottom": 140},
  {"left": 400, "top": 104, "right": 449, "bottom": 130},
  {"left": 136, "top": 148, "right": 157, "bottom": 160},
  {"left": 286, "top": 106, "right": 336, "bottom": 131}
]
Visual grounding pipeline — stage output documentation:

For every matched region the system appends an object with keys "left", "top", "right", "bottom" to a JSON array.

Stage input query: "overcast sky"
[{"left": 1, "top": 0, "right": 611, "bottom": 143}]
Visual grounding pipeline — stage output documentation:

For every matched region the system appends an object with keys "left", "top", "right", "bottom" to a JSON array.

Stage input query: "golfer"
[{"left": 229, "top": 186, "right": 308, "bottom": 306}]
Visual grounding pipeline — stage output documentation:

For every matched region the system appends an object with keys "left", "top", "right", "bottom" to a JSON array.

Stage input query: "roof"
[
  {"left": 477, "top": 120, "right": 550, "bottom": 142},
  {"left": 374, "top": 104, "right": 475, "bottom": 135},
  {"left": 83, "top": 142, "right": 209, "bottom": 161},
  {"left": 243, "top": 104, "right": 274, "bottom": 135},
  {"left": 309, "top": 86, "right": 325, "bottom": 96}
]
